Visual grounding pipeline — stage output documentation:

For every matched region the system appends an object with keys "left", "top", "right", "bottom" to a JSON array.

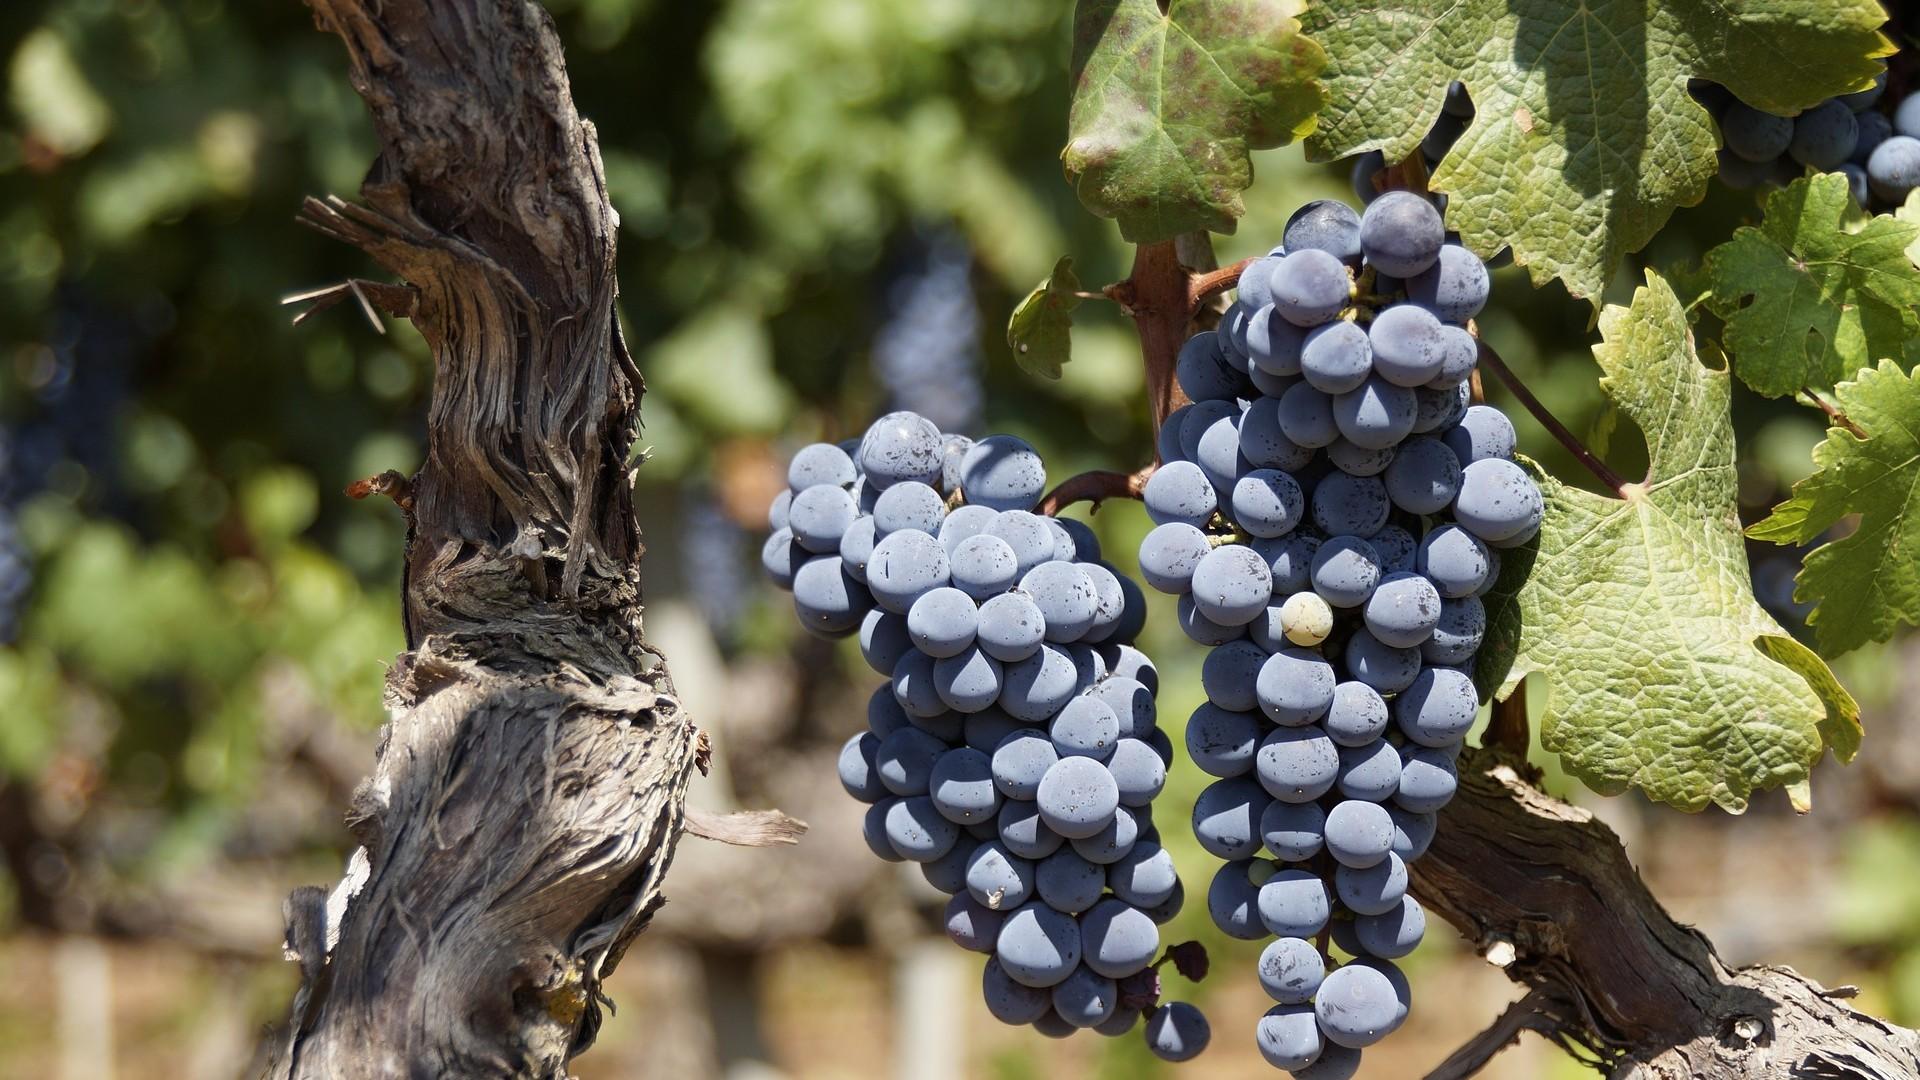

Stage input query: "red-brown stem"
[
  {"left": 1475, "top": 338, "right": 1631, "bottom": 496},
  {"left": 1803, "top": 386, "right": 1867, "bottom": 439},
  {"left": 1036, "top": 466, "right": 1155, "bottom": 517},
  {"left": 1110, "top": 241, "right": 1205, "bottom": 431},
  {"left": 1190, "top": 258, "right": 1255, "bottom": 313},
  {"left": 1486, "top": 677, "right": 1529, "bottom": 755}
]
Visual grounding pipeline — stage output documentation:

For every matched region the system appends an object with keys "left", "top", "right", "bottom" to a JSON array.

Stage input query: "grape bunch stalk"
[
  {"left": 1140, "top": 191, "right": 1541, "bottom": 1077},
  {"left": 761, "top": 414, "right": 1213, "bottom": 1058}
]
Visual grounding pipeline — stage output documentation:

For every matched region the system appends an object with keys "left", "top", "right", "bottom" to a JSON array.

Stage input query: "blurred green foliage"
[{"left": 0, "top": 0, "right": 1907, "bottom": 1072}]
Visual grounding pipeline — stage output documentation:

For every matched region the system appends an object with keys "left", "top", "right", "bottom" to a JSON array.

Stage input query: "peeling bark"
[
  {"left": 1419, "top": 751, "right": 1920, "bottom": 1079},
  {"left": 271, "top": 2, "right": 703, "bottom": 1076}
]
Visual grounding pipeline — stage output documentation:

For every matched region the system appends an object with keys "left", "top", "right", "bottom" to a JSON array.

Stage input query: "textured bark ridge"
[
  {"left": 271, "top": 2, "right": 706, "bottom": 1076},
  {"left": 1419, "top": 750, "right": 1920, "bottom": 1080}
]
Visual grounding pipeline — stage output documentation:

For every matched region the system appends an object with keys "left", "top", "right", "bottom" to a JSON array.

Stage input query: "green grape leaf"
[
  {"left": 1894, "top": 188, "right": 1920, "bottom": 272},
  {"left": 1007, "top": 256, "right": 1084, "bottom": 379},
  {"left": 1065, "top": 0, "right": 1325, "bottom": 243},
  {"left": 1481, "top": 271, "right": 1859, "bottom": 812},
  {"left": 1748, "top": 360, "right": 1920, "bottom": 657},
  {"left": 1302, "top": 0, "right": 1889, "bottom": 304},
  {"left": 1703, "top": 174, "right": 1920, "bottom": 398}
]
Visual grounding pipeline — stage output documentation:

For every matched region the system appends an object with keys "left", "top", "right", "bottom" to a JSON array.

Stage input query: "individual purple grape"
[
  {"left": 1143, "top": 460, "right": 1219, "bottom": 528},
  {"left": 1310, "top": 535, "right": 1382, "bottom": 609},
  {"left": 1272, "top": 249, "right": 1353, "bottom": 327},
  {"left": 1395, "top": 665, "right": 1479, "bottom": 747},
  {"left": 1260, "top": 799, "right": 1326, "bottom": 861},
  {"left": 1279, "top": 381, "right": 1341, "bottom": 448},
  {"left": 1247, "top": 304, "right": 1309, "bottom": 377},
  {"left": 1191, "top": 544, "right": 1275, "bottom": 626},
  {"left": 1367, "top": 304, "right": 1446, "bottom": 388},
  {"left": 1442, "top": 404, "right": 1517, "bottom": 463},
  {"left": 1258, "top": 867, "right": 1331, "bottom": 937},
  {"left": 1300, "top": 320, "right": 1373, "bottom": 393},
  {"left": 1186, "top": 701, "right": 1264, "bottom": 778},
  {"left": 1284, "top": 199, "right": 1363, "bottom": 264},
  {"left": 1177, "top": 332, "right": 1246, "bottom": 403},
  {"left": 788, "top": 442, "right": 858, "bottom": 491},
  {"left": 1255, "top": 725, "right": 1341, "bottom": 802},
  {"left": 858, "top": 410, "right": 944, "bottom": 489},
  {"left": 1311, "top": 472, "right": 1390, "bottom": 537},
  {"left": 1454, "top": 458, "right": 1543, "bottom": 544},
  {"left": 959, "top": 434, "right": 1048, "bottom": 512},
  {"left": 1332, "top": 377, "right": 1418, "bottom": 450},
  {"left": 1144, "top": 1001, "right": 1212, "bottom": 1062},
  {"left": 1256, "top": 648, "right": 1338, "bottom": 726},
  {"left": 1358, "top": 192, "right": 1445, "bottom": 277},
  {"left": 873, "top": 480, "right": 946, "bottom": 537},
  {"left": 1405, "top": 244, "right": 1490, "bottom": 324},
  {"left": 1721, "top": 102, "right": 1793, "bottom": 162}
]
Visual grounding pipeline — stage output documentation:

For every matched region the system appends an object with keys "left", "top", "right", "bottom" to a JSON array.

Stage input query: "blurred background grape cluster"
[{"left": 1, "top": 2, "right": 1916, "bottom": 1077}]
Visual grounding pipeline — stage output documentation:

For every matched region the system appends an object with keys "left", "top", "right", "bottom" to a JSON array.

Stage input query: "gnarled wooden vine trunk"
[
  {"left": 271, "top": 2, "right": 700, "bottom": 1076},
  {"left": 272, "top": 3, "right": 1918, "bottom": 1078}
]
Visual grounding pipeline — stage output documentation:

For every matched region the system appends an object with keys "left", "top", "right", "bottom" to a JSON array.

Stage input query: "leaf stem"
[
  {"left": 1036, "top": 466, "right": 1154, "bottom": 516},
  {"left": 1188, "top": 258, "right": 1256, "bottom": 315},
  {"left": 1801, "top": 386, "right": 1866, "bottom": 439},
  {"left": 1474, "top": 338, "right": 1631, "bottom": 496}
]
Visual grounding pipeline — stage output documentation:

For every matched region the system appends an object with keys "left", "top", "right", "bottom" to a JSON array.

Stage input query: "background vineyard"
[{"left": 0, "top": 1, "right": 1916, "bottom": 1077}]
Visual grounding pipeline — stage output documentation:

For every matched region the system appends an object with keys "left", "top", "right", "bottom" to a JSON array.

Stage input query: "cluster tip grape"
[
  {"left": 1145, "top": 185, "right": 1539, "bottom": 1075},
  {"left": 764, "top": 414, "right": 1208, "bottom": 1057}
]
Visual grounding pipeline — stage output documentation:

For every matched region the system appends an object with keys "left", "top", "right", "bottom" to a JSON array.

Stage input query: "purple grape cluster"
[
  {"left": 762, "top": 412, "right": 1209, "bottom": 1057},
  {"left": 1140, "top": 193, "right": 1540, "bottom": 1076},
  {"left": 1697, "top": 65, "right": 1908, "bottom": 208}
]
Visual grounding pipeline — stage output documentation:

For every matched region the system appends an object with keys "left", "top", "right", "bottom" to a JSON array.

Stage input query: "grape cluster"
[
  {"left": 762, "top": 413, "right": 1209, "bottom": 1056},
  {"left": 1699, "top": 66, "right": 1912, "bottom": 208},
  {"left": 1143, "top": 193, "right": 1539, "bottom": 1077}
]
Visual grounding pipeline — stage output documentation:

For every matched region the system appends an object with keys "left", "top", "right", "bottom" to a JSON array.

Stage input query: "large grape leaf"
[
  {"left": 1006, "top": 256, "right": 1083, "bottom": 380},
  {"left": 1481, "top": 271, "right": 1859, "bottom": 813},
  {"left": 1748, "top": 361, "right": 1920, "bottom": 658},
  {"left": 1065, "top": 0, "right": 1325, "bottom": 243},
  {"left": 1302, "top": 0, "right": 1889, "bottom": 304},
  {"left": 1703, "top": 175, "right": 1920, "bottom": 398}
]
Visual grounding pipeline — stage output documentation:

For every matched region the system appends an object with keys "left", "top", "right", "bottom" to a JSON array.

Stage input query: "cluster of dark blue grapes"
[
  {"left": 1698, "top": 65, "right": 1917, "bottom": 208},
  {"left": 761, "top": 413, "right": 1211, "bottom": 1060},
  {"left": 1138, "top": 192, "right": 1541, "bottom": 1077}
]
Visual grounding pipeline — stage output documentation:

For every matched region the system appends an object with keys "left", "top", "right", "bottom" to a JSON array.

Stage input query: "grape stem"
[
  {"left": 1036, "top": 465, "right": 1155, "bottom": 516},
  {"left": 1188, "top": 258, "right": 1256, "bottom": 312},
  {"left": 1485, "top": 677, "right": 1529, "bottom": 757},
  {"left": 1802, "top": 386, "right": 1866, "bottom": 439},
  {"left": 1473, "top": 338, "right": 1631, "bottom": 496},
  {"left": 1105, "top": 245, "right": 1254, "bottom": 431}
]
